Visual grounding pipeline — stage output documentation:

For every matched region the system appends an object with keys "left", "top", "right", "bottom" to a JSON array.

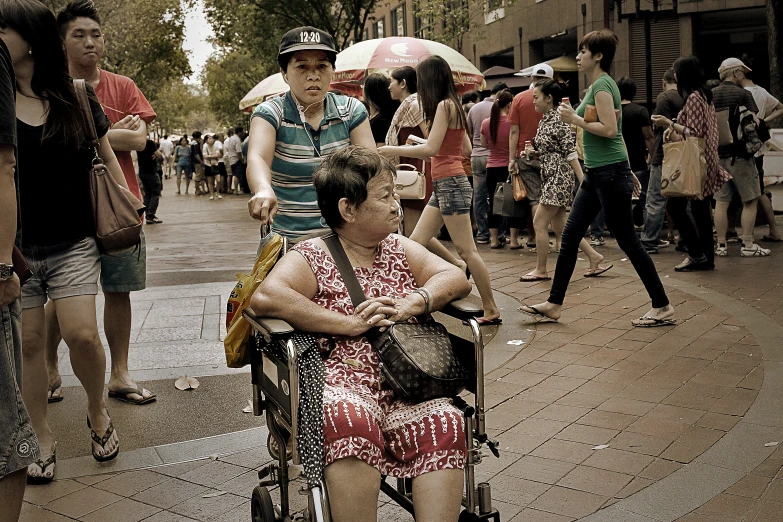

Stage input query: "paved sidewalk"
[{"left": 20, "top": 182, "right": 783, "bottom": 522}]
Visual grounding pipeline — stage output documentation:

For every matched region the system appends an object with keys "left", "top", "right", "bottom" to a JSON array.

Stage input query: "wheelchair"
[{"left": 242, "top": 236, "right": 502, "bottom": 522}]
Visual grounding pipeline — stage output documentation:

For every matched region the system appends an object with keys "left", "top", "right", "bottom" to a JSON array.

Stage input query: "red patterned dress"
[
  {"left": 292, "top": 235, "right": 467, "bottom": 478},
  {"left": 677, "top": 91, "right": 732, "bottom": 197}
]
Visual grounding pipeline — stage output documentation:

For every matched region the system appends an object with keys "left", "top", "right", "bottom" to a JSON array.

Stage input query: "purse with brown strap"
[{"left": 73, "top": 79, "right": 145, "bottom": 254}]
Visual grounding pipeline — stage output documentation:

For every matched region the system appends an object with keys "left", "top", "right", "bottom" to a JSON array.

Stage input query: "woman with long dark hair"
[
  {"left": 175, "top": 135, "right": 192, "bottom": 194},
  {"left": 479, "top": 89, "right": 524, "bottom": 248},
  {"left": 521, "top": 79, "right": 610, "bottom": 282},
  {"left": 385, "top": 66, "right": 432, "bottom": 235},
  {"left": 651, "top": 55, "right": 731, "bottom": 271},
  {"left": 380, "top": 56, "right": 500, "bottom": 324},
  {"left": 520, "top": 30, "right": 674, "bottom": 327},
  {"left": 363, "top": 72, "right": 400, "bottom": 147},
  {"left": 0, "top": 0, "right": 124, "bottom": 482}
]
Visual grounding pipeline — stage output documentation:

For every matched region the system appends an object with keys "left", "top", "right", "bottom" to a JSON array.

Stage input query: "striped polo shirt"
[{"left": 251, "top": 92, "right": 368, "bottom": 239}]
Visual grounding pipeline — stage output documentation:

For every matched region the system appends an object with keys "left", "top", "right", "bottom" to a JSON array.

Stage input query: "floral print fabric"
[{"left": 533, "top": 109, "right": 579, "bottom": 207}]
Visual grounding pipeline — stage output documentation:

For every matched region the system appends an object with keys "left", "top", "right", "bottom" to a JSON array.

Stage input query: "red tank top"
[{"left": 431, "top": 128, "right": 465, "bottom": 180}]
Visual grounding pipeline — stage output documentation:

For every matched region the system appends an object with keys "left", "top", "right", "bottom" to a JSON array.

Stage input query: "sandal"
[
  {"left": 108, "top": 386, "right": 157, "bottom": 405},
  {"left": 48, "top": 377, "right": 63, "bottom": 404},
  {"left": 87, "top": 411, "right": 120, "bottom": 462},
  {"left": 584, "top": 264, "right": 613, "bottom": 278},
  {"left": 631, "top": 316, "right": 676, "bottom": 327},
  {"left": 27, "top": 443, "right": 56, "bottom": 485},
  {"left": 518, "top": 304, "right": 558, "bottom": 322}
]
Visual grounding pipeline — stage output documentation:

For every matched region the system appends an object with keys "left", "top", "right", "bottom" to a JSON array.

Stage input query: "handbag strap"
[
  {"left": 73, "top": 79, "right": 99, "bottom": 148},
  {"left": 322, "top": 233, "right": 367, "bottom": 308}
]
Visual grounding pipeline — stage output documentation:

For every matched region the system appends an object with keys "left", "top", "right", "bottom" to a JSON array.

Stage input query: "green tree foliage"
[
  {"left": 413, "top": 0, "right": 515, "bottom": 54},
  {"left": 43, "top": 0, "right": 191, "bottom": 102},
  {"left": 201, "top": 50, "right": 269, "bottom": 127},
  {"left": 151, "top": 81, "right": 208, "bottom": 135}
]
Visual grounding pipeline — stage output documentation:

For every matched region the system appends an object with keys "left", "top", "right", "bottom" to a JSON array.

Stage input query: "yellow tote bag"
[
  {"left": 224, "top": 233, "right": 284, "bottom": 368},
  {"left": 661, "top": 137, "right": 707, "bottom": 198}
]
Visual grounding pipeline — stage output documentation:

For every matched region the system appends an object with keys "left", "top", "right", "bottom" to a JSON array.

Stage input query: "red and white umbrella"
[
  {"left": 332, "top": 37, "right": 484, "bottom": 95},
  {"left": 239, "top": 73, "right": 289, "bottom": 112}
]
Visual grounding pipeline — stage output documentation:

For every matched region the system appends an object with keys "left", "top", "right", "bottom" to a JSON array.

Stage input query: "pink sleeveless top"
[{"left": 431, "top": 128, "right": 465, "bottom": 180}]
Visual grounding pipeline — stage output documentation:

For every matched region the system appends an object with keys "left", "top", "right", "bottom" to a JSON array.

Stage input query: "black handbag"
[{"left": 323, "top": 233, "right": 470, "bottom": 403}]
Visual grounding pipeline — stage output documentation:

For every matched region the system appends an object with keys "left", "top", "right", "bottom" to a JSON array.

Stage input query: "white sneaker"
[
  {"left": 716, "top": 243, "right": 728, "bottom": 257},
  {"left": 741, "top": 244, "right": 771, "bottom": 257},
  {"left": 209, "top": 195, "right": 214, "bottom": 200},
  {"left": 217, "top": 194, "right": 222, "bottom": 199}
]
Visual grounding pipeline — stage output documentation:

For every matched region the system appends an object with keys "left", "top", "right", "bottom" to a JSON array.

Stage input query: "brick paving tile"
[
  {"left": 536, "top": 375, "right": 590, "bottom": 393},
  {"left": 500, "top": 432, "right": 554, "bottom": 455},
  {"left": 709, "top": 388, "right": 759, "bottom": 416},
  {"left": 505, "top": 455, "right": 577, "bottom": 485},
  {"left": 44, "top": 486, "right": 123, "bottom": 519},
  {"left": 93, "top": 470, "right": 170, "bottom": 497},
  {"left": 751, "top": 500, "right": 783, "bottom": 521},
  {"left": 738, "top": 366, "right": 764, "bottom": 390},
  {"left": 487, "top": 410, "right": 534, "bottom": 432},
  {"left": 211, "top": 501, "right": 251, "bottom": 522},
  {"left": 557, "top": 465, "right": 634, "bottom": 497},
  {"left": 73, "top": 473, "right": 116, "bottom": 486},
  {"left": 555, "top": 392, "right": 609, "bottom": 409},
  {"left": 489, "top": 473, "right": 551, "bottom": 506},
  {"left": 660, "top": 426, "right": 726, "bottom": 463},
  {"left": 724, "top": 475, "right": 773, "bottom": 498},
  {"left": 610, "top": 431, "right": 675, "bottom": 457},
  {"left": 693, "top": 493, "right": 757, "bottom": 519},
  {"left": 538, "top": 350, "right": 586, "bottom": 365},
  {"left": 499, "top": 369, "right": 549, "bottom": 388},
  {"left": 508, "top": 418, "right": 570, "bottom": 438},
  {"left": 24, "top": 479, "right": 87, "bottom": 505},
  {"left": 697, "top": 412, "right": 742, "bottom": 432},
  {"left": 218, "top": 449, "right": 274, "bottom": 471},
  {"left": 690, "top": 369, "right": 746, "bottom": 388},
  {"left": 152, "top": 461, "right": 209, "bottom": 478},
  {"left": 532, "top": 404, "right": 591, "bottom": 423},
  {"left": 516, "top": 386, "right": 571, "bottom": 404},
  {"left": 615, "top": 384, "right": 674, "bottom": 403},
  {"left": 80, "top": 497, "right": 161, "bottom": 522},
  {"left": 604, "top": 338, "right": 649, "bottom": 352},
  {"left": 558, "top": 343, "right": 602, "bottom": 355},
  {"left": 554, "top": 423, "right": 619, "bottom": 446},
  {"left": 19, "top": 503, "right": 76, "bottom": 522},
  {"left": 751, "top": 457, "right": 783, "bottom": 478},
  {"left": 131, "top": 478, "right": 209, "bottom": 510},
  {"left": 138, "top": 510, "right": 200, "bottom": 521},
  {"left": 574, "top": 381, "right": 628, "bottom": 399},
  {"left": 615, "top": 476, "right": 655, "bottom": 499},
  {"left": 523, "top": 360, "right": 570, "bottom": 376},
  {"left": 215, "top": 470, "right": 260, "bottom": 499},
  {"left": 676, "top": 514, "right": 731, "bottom": 522},
  {"left": 597, "top": 397, "right": 656, "bottom": 417},
  {"left": 578, "top": 410, "right": 639, "bottom": 431},
  {"left": 569, "top": 328, "right": 627, "bottom": 348},
  {"left": 554, "top": 365, "right": 604, "bottom": 380},
  {"left": 530, "top": 439, "right": 595, "bottom": 465},
  {"left": 625, "top": 415, "right": 692, "bottom": 439},
  {"left": 509, "top": 508, "right": 576, "bottom": 521},
  {"left": 647, "top": 404, "right": 707, "bottom": 424},
  {"left": 582, "top": 447, "right": 655, "bottom": 475},
  {"left": 762, "top": 477, "right": 783, "bottom": 499},
  {"left": 529, "top": 485, "right": 608, "bottom": 519},
  {"left": 177, "top": 461, "right": 248, "bottom": 488},
  {"left": 168, "top": 491, "right": 246, "bottom": 522}
]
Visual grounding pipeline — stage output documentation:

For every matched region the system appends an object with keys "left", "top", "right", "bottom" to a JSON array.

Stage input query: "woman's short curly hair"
[{"left": 313, "top": 146, "right": 396, "bottom": 229}]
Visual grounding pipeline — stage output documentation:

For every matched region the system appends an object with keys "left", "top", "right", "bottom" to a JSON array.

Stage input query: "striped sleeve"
[{"left": 251, "top": 98, "right": 284, "bottom": 129}]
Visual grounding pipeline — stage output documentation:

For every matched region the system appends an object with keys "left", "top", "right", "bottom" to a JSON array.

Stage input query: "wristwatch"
[{"left": 0, "top": 263, "right": 14, "bottom": 281}]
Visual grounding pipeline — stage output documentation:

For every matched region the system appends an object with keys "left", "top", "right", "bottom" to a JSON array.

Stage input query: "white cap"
[
  {"left": 718, "top": 58, "right": 751, "bottom": 74},
  {"left": 530, "top": 63, "right": 554, "bottom": 79}
]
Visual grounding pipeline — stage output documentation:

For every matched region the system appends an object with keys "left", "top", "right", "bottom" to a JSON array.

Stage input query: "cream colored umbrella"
[{"left": 239, "top": 73, "right": 289, "bottom": 112}]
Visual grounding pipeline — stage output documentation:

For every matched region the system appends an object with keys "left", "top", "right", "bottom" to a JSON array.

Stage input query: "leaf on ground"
[
  {"left": 202, "top": 491, "right": 228, "bottom": 498},
  {"left": 764, "top": 442, "right": 780, "bottom": 447},
  {"left": 174, "top": 376, "right": 200, "bottom": 390},
  {"left": 208, "top": 454, "right": 219, "bottom": 460},
  {"left": 592, "top": 444, "right": 610, "bottom": 450},
  {"left": 242, "top": 400, "right": 253, "bottom": 413},
  {"left": 621, "top": 258, "right": 628, "bottom": 261},
  {"left": 507, "top": 340, "right": 526, "bottom": 346}
]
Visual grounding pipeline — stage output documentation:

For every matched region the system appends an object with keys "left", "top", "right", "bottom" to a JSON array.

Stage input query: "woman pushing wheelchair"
[{"left": 250, "top": 147, "right": 472, "bottom": 522}]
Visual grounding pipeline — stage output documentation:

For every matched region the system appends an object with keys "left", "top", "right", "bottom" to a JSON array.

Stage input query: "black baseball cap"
[{"left": 278, "top": 27, "right": 337, "bottom": 58}]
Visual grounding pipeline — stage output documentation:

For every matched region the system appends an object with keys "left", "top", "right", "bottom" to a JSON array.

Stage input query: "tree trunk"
[{"left": 769, "top": 0, "right": 782, "bottom": 102}]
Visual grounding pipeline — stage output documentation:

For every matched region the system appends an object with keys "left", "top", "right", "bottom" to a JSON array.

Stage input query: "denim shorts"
[
  {"left": 427, "top": 175, "right": 473, "bottom": 215},
  {"left": 101, "top": 229, "right": 147, "bottom": 293},
  {"left": 0, "top": 299, "right": 39, "bottom": 477},
  {"left": 21, "top": 237, "right": 102, "bottom": 309}
]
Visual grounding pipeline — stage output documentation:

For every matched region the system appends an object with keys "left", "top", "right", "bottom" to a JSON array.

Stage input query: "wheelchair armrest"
[
  {"left": 243, "top": 309, "right": 295, "bottom": 340},
  {"left": 439, "top": 299, "right": 483, "bottom": 321}
]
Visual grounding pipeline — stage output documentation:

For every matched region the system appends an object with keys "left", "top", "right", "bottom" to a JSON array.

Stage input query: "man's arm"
[
  {"left": 108, "top": 117, "right": 147, "bottom": 152},
  {"left": 0, "top": 144, "right": 15, "bottom": 265}
]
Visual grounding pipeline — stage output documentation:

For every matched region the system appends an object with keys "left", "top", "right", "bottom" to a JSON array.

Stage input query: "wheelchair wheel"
[
  {"left": 267, "top": 432, "right": 293, "bottom": 461},
  {"left": 458, "top": 510, "right": 480, "bottom": 522},
  {"left": 251, "top": 486, "right": 275, "bottom": 522}
]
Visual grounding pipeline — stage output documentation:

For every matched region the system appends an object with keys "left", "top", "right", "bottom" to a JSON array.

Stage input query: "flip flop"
[
  {"left": 476, "top": 317, "right": 503, "bottom": 326},
  {"left": 108, "top": 386, "right": 157, "bottom": 405},
  {"left": 48, "top": 379, "right": 63, "bottom": 404},
  {"left": 762, "top": 235, "right": 782, "bottom": 242},
  {"left": 584, "top": 264, "right": 614, "bottom": 278},
  {"left": 490, "top": 243, "right": 505, "bottom": 249},
  {"left": 519, "top": 273, "right": 551, "bottom": 282},
  {"left": 509, "top": 244, "right": 523, "bottom": 250},
  {"left": 26, "top": 442, "right": 56, "bottom": 485},
  {"left": 518, "top": 305, "right": 558, "bottom": 322},
  {"left": 631, "top": 316, "right": 677, "bottom": 328},
  {"left": 88, "top": 412, "right": 120, "bottom": 463}
]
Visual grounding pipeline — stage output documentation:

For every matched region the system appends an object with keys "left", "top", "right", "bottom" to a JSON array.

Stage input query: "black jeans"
[
  {"left": 548, "top": 161, "right": 669, "bottom": 308},
  {"left": 666, "top": 196, "right": 714, "bottom": 266},
  {"left": 139, "top": 170, "right": 161, "bottom": 219}
]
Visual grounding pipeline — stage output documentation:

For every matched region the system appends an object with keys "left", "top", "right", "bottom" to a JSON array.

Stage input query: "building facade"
[{"left": 363, "top": 0, "right": 769, "bottom": 106}]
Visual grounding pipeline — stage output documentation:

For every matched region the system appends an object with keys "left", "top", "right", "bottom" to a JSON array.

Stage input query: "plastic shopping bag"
[
  {"left": 661, "top": 137, "right": 707, "bottom": 198},
  {"left": 224, "top": 233, "right": 284, "bottom": 368}
]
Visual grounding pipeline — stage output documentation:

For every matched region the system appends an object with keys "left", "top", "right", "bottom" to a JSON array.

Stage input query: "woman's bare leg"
[
  {"left": 410, "top": 206, "right": 465, "bottom": 270},
  {"left": 22, "top": 307, "right": 55, "bottom": 464},
  {"left": 413, "top": 468, "right": 464, "bottom": 522},
  {"left": 324, "top": 457, "right": 381, "bottom": 522},
  {"left": 528, "top": 204, "right": 560, "bottom": 277},
  {"left": 442, "top": 212, "right": 500, "bottom": 320}
]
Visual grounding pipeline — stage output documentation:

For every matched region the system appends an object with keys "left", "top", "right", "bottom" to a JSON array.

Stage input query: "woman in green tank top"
[{"left": 519, "top": 29, "right": 675, "bottom": 328}]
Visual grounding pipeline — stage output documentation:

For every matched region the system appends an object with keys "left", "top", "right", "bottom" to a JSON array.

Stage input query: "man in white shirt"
[
  {"left": 741, "top": 60, "right": 783, "bottom": 242},
  {"left": 159, "top": 134, "right": 173, "bottom": 179},
  {"left": 224, "top": 126, "right": 246, "bottom": 194}
]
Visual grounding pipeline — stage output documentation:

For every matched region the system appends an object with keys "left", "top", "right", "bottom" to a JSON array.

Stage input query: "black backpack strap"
[{"left": 322, "top": 233, "right": 366, "bottom": 308}]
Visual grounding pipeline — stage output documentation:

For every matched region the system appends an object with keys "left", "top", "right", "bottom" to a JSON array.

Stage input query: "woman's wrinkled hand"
[
  {"left": 349, "top": 297, "right": 397, "bottom": 335},
  {"left": 248, "top": 188, "right": 278, "bottom": 224},
  {"left": 385, "top": 295, "right": 424, "bottom": 326}
]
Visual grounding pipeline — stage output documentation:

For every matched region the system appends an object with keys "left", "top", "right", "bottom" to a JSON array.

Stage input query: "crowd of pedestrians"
[{"left": 0, "top": 0, "right": 781, "bottom": 517}]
